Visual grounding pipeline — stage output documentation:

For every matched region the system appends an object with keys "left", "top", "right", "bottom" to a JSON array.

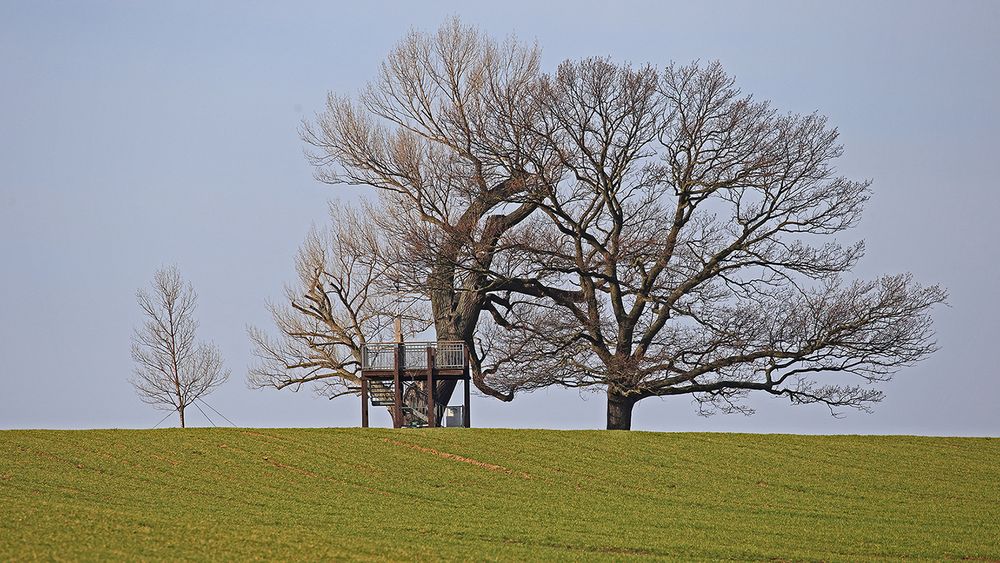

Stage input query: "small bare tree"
[
  {"left": 131, "top": 266, "right": 230, "bottom": 428},
  {"left": 248, "top": 203, "right": 441, "bottom": 424},
  {"left": 248, "top": 203, "right": 427, "bottom": 399}
]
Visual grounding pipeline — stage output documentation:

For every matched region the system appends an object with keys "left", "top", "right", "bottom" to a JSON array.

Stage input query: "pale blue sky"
[{"left": 1, "top": 1, "right": 998, "bottom": 434}]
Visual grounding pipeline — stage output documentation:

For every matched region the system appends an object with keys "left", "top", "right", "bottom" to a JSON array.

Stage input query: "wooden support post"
[
  {"left": 360, "top": 377, "right": 369, "bottom": 428},
  {"left": 393, "top": 343, "right": 403, "bottom": 428},
  {"left": 463, "top": 344, "right": 471, "bottom": 428},
  {"left": 426, "top": 346, "right": 435, "bottom": 428},
  {"left": 463, "top": 377, "right": 471, "bottom": 428}
]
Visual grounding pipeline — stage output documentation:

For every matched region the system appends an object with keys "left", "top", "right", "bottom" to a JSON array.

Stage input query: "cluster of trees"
[
  {"left": 133, "top": 19, "right": 945, "bottom": 430},
  {"left": 244, "top": 19, "right": 945, "bottom": 430}
]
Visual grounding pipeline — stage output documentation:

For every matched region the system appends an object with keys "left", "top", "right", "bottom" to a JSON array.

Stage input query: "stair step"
[
  {"left": 364, "top": 381, "right": 398, "bottom": 407},
  {"left": 356, "top": 381, "right": 445, "bottom": 428}
]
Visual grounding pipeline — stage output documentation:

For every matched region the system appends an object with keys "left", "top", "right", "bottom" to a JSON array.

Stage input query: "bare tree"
[
  {"left": 248, "top": 203, "right": 429, "bottom": 399},
  {"left": 484, "top": 60, "right": 946, "bottom": 429},
  {"left": 261, "top": 21, "right": 945, "bottom": 432},
  {"left": 292, "top": 17, "right": 549, "bottom": 414},
  {"left": 131, "top": 266, "right": 230, "bottom": 428}
]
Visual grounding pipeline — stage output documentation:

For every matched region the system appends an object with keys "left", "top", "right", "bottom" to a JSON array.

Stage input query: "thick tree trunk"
[
  {"left": 606, "top": 390, "right": 637, "bottom": 430},
  {"left": 178, "top": 406, "right": 186, "bottom": 428},
  {"left": 398, "top": 380, "right": 457, "bottom": 427}
]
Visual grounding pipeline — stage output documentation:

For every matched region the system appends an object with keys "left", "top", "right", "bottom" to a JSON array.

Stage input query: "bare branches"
[
  {"left": 484, "top": 60, "right": 946, "bottom": 428},
  {"left": 131, "top": 266, "right": 230, "bottom": 428},
  {"left": 274, "top": 21, "right": 945, "bottom": 430},
  {"left": 248, "top": 203, "right": 428, "bottom": 399},
  {"left": 638, "top": 275, "right": 946, "bottom": 412},
  {"left": 296, "top": 18, "right": 549, "bottom": 402},
  {"left": 301, "top": 16, "right": 543, "bottom": 223}
]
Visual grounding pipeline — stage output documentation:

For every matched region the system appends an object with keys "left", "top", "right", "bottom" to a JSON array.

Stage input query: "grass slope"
[{"left": 1, "top": 428, "right": 998, "bottom": 561}]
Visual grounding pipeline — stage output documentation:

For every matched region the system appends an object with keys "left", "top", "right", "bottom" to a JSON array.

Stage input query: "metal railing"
[
  {"left": 435, "top": 342, "right": 465, "bottom": 369},
  {"left": 361, "top": 341, "right": 466, "bottom": 371}
]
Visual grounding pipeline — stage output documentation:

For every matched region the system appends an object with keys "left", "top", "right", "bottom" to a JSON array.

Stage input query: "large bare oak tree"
[
  {"left": 131, "top": 266, "right": 230, "bottom": 428},
  {"left": 251, "top": 18, "right": 549, "bottom": 421},
  {"left": 484, "top": 60, "right": 946, "bottom": 429}
]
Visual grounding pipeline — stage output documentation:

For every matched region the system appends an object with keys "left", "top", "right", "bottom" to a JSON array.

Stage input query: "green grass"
[{"left": 1, "top": 429, "right": 997, "bottom": 561}]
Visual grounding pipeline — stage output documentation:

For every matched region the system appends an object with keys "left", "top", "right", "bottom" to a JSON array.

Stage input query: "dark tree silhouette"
[
  {"left": 484, "top": 60, "right": 946, "bottom": 429},
  {"left": 254, "top": 20, "right": 944, "bottom": 431}
]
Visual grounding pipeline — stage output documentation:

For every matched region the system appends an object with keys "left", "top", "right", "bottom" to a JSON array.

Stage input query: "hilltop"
[{"left": 1, "top": 428, "right": 997, "bottom": 560}]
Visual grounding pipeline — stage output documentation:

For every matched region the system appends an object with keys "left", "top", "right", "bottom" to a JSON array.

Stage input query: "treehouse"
[{"left": 358, "top": 341, "right": 471, "bottom": 428}]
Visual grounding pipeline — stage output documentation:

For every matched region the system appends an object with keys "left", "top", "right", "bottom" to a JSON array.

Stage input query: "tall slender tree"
[{"left": 131, "top": 266, "right": 230, "bottom": 428}]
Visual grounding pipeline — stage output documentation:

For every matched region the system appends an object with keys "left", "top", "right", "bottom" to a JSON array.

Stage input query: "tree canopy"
[{"left": 250, "top": 18, "right": 945, "bottom": 429}]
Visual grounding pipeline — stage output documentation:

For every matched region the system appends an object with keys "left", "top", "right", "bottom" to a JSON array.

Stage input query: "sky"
[{"left": 1, "top": 0, "right": 998, "bottom": 435}]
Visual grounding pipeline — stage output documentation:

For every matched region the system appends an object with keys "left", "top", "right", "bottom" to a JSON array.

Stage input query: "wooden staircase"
[
  {"left": 349, "top": 380, "right": 458, "bottom": 427},
  {"left": 357, "top": 341, "right": 470, "bottom": 428}
]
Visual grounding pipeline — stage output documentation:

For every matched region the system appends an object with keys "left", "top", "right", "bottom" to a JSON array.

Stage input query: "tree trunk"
[
  {"left": 606, "top": 390, "right": 637, "bottom": 430},
  {"left": 178, "top": 405, "right": 186, "bottom": 428},
  {"left": 394, "top": 321, "right": 462, "bottom": 427},
  {"left": 398, "top": 380, "right": 457, "bottom": 427}
]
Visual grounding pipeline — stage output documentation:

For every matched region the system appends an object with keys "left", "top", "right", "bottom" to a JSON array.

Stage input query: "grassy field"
[{"left": 0, "top": 428, "right": 997, "bottom": 561}]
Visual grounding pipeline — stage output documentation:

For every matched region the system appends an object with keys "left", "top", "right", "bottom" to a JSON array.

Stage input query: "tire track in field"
[{"left": 382, "top": 438, "right": 532, "bottom": 479}]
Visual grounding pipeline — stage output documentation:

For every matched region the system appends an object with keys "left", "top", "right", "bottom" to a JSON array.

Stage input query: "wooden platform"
[{"left": 359, "top": 341, "right": 470, "bottom": 428}]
